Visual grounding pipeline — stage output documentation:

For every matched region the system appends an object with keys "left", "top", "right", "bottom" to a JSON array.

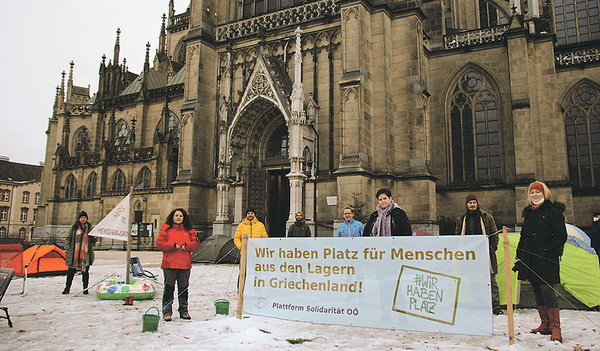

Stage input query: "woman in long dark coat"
[
  {"left": 513, "top": 181, "right": 567, "bottom": 342},
  {"left": 62, "top": 211, "right": 96, "bottom": 294}
]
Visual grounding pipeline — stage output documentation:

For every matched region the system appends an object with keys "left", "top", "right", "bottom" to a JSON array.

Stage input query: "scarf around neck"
[
  {"left": 372, "top": 201, "right": 398, "bottom": 236},
  {"left": 73, "top": 223, "right": 89, "bottom": 270}
]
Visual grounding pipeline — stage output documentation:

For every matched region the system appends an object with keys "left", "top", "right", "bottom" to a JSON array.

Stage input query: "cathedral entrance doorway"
[{"left": 267, "top": 169, "right": 290, "bottom": 237}]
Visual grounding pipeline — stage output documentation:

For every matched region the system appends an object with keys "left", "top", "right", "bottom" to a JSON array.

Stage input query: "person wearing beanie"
[
  {"left": 234, "top": 209, "right": 268, "bottom": 250},
  {"left": 513, "top": 181, "right": 567, "bottom": 342},
  {"left": 287, "top": 211, "right": 311, "bottom": 237},
  {"left": 454, "top": 194, "right": 501, "bottom": 315},
  {"left": 156, "top": 208, "right": 200, "bottom": 321},
  {"left": 62, "top": 211, "right": 96, "bottom": 295}
]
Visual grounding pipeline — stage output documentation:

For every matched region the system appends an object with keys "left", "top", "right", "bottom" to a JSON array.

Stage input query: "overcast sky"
[{"left": 0, "top": 0, "right": 186, "bottom": 165}]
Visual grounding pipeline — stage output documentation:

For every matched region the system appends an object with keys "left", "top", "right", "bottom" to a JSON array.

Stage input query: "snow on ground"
[{"left": 1, "top": 250, "right": 599, "bottom": 351}]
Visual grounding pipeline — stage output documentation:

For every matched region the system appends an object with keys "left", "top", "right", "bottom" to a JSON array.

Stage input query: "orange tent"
[{"left": 21, "top": 245, "right": 68, "bottom": 276}]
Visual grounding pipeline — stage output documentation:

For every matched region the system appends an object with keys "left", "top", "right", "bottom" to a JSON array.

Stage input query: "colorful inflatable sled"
[{"left": 96, "top": 277, "right": 156, "bottom": 300}]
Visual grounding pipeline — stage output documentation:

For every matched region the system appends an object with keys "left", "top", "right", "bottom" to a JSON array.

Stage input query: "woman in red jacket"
[{"left": 156, "top": 208, "right": 200, "bottom": 321}]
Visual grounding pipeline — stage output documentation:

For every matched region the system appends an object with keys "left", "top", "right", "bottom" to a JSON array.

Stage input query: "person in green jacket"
[{"left": 287, "top": 211, "right": 311, "bottom": 237}]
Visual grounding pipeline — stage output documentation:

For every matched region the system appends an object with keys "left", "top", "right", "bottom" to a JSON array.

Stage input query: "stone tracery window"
[
  {"left": 479, "top": 0, "right": 508, "bottom": 28},
  {"left": 137, "top": 168, "right": 151, "bottom": 189},
  {"left": 267, "top": 125, "right": 289, "bottom": 158},
  {"left": 448, "top": 70, "right": 502, "bottom": 183},
  {"left": 113, "top": 121, "right": 131, "bottom": 152},
  {"left": 564, "top": 82, "right": 600, "bottom": 188},
  {"left": 74, "top": 127, "right": 91, "bottom": 154},
  {"left": 554, "top": 0, "right": 600, "bottom": 45},
  {"left": 111, "top": 169, "right": 127, "bottom": 191},
  {"left": 85, "top": 172, "right": 97, "bottom": 198},
  {"left": 64, "top": 174, "right": 77, "bottom": 199}
]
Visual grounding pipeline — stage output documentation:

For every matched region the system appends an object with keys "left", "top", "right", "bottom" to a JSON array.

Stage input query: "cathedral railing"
[
  {"left": 149, "top": 84, "right": 184, "bottom": 101},
  {"left": 103, "top": 94, "right": 138, "bottom": 109},
  {"left": 68, "top": 104, "right": 92, "bottom": 116},
  {"left": 215, "top": 0, "right": 340, "bottom": 42},
  {"left": 134, "top": 147, "right": 154, "bottom": 161},
  {"left": 168, "top": 11, "right": 189, "bottom": 33},
  {"left": 444, "top": 25, "right": 509, "bottom": 49},
  {"left": 60, "top": 156, "right": 80, "bottom": 169},
  {"left": 555, "top": 46, "right": 600, "bottom": 67},
  {"left": 107, "top": 150, "right": 130, "bottom": 164},
  {"left": 82, "top": 153, "right": 101, "bottom": 166}
]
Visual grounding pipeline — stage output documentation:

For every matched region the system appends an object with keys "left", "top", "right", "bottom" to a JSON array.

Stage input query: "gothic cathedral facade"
[{"left": 37, "top": 0, "right": 600, "bottom": 240}]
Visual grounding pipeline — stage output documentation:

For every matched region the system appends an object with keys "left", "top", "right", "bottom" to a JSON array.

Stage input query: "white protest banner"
[
  {"left": 89, "top": 194, "right": 130, "bottom": 241},
  {"left": 243, "top": 236, "right": 493, "bottom": 336}
]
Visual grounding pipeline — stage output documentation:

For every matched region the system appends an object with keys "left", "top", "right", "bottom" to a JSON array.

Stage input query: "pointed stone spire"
[
  {"left": 113, "top": 28, "right": 121, "bottom": 66},
  {"left": 159, "top": 14, "right": 167, "bottom": 56},
  {"left": 144, "top": 42, "right": 151, "bottom": 72},
  {"left": 52, "top": 86, "right": 60, "bottom": 117},
  {"left": 291, "top": 27, "right": 304, "bottom": 115},
  {"left": 168, "top": 0, "right": 175, "bottom": 19},
  {"left": 59, "top": 70, "right": 66, "bottom": 102},
  {"left": 66, "top": 61, "right": 74, "bottom": 103}
]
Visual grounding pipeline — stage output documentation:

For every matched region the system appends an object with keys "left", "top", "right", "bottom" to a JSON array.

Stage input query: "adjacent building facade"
[
  {"left": 0, "top": 158, "right": 43, "bottom": 240},
  {"left": 36, "top": 0, "right": 600, "bottom": 240}
]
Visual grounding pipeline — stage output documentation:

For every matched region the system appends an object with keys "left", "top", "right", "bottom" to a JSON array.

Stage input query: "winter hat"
[
  {"left": 529, "top": 182, "right": 544, "bottom": 195},
  {"left": 78, "top": 211, "right": 88, "bottom": 219},
  {"left": 465, "top": 194, "right": 478, "bottom": 204},
  {"left": 245, "top": 208, "right": 255, "bottom": 215}
]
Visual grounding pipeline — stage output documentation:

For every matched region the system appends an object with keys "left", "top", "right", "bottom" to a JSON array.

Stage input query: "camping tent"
[
  {"left": 19, "top": 245, "right": 69, "bottom": 276},
  {"left": 191, "top": 235, "right": 239, "bottom": 264},
  {"left": 496, "top": 232, "right": 600, "bottom": 309}
]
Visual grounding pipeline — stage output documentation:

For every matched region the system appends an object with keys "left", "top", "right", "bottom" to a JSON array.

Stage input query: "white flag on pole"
[{"left": 89, "top": 194, "right": 130, "bottom": 241}]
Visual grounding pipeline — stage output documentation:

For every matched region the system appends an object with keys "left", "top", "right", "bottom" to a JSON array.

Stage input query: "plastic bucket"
[
  {"left": 142, "top": 307, "right": 160, "bottom": 332},
  {"left": 214, "top": 299, "right": 230, "bottom": 315}
]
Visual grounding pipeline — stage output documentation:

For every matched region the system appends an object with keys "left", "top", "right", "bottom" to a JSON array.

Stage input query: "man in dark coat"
[
  {"left": 287, "top": 211, "right": 311, "bottom": 237},
  {"left": 455, "top": 194, "right": 501, "bottom": 314},
  {"left": 591, "top": 212, "right": 600, "bottom": 267}
]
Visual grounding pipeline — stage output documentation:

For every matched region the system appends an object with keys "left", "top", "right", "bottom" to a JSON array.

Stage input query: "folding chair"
[
  {"left": 130, "top": 257, "right": 158, "bottom": 280},
  {"left": 0, "top": 268, "right": 15, "bottom": 327}
]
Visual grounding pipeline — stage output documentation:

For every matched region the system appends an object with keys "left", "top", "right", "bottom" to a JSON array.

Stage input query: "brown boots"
[
  {"left": 547, "top": 307, "right": 563, "bottom": 342},
  {"left": 531, "top": 305, "right": 562, "bottom": 342},
  {"left": 530, "top": 305, "right": 551, "bottom": 335}
]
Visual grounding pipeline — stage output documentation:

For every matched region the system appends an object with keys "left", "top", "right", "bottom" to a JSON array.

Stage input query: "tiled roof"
[
  {"left": 166, "top": 67, "right": 185, "bottom": 86},
  {"left": 120, "top": 69, "right": 167, "bottom": 96},
  {"left": 0, "top": 160, "right": 43, "bottom": 182}
]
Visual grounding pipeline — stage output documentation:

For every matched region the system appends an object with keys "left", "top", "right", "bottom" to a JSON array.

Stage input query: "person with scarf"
[
  {"left": 364, "top": 188, "right": 412, "bottom": 236},
  {"left": 156, "top": 208, "right": 200, "bottom": 321},
  {"left": 288, "top": 211, "right": 311, "bottom": 237},
  {"left": 62, "top": 211, "right": 96, "bottom": 294},
  {"left": 454, "top": 194, "right": 501, "bottom": 315},
  {"left": 512, "top": 181, "right": 567, "bottom": 342}
]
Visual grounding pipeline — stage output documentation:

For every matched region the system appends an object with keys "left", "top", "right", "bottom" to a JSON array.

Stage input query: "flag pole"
[
  {"left": 125, "top": 186, "right": 133, "bottom": 284},
  {"left": 502, "top": 226, "right": 515, "bottom": 345}
]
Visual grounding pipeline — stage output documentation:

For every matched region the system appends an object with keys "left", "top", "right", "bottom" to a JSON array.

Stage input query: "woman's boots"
[
  {"left": 531, "top": 305, "right": 562, "bottom": 342},
  {"left": 530, "top": 305, "right": 551, "bottom": 335},
  {"left": 547, "top": 307, "right": 563, "bottom": 342}
]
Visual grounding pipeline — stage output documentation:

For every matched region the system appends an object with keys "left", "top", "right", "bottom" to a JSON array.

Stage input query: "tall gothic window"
[
  {"left": 267, "top": 125, "right": 289, "bottom": 157},
  {"left": 85, "top": 172, "right": 97, "bottom": 198},
  {"left": 137, "top": 168, "right": 151, "bottom": 189},
  {"left": 554, "top": 0, "right": 600, "bottom": 45},
  {"left": 64, "top": 174, "right": 77, "bottom": 199},
  {"left": 111, "top": 169, "right": 127, "bottom": 191},
  {"left": 242, "top": 0, "right": 315, "bottom": 19},
  {"left": 449, "top": 70, "right": 502, "bottom": 183},
  {"left": 73, "top": 127, "right": 91, "bottom": 155},
  {"left": 113, "top": 121, "right": 131, "bottom": 151},
  {"left": 479, "top": 0, "right": 509, "bottom": 28},
  {"left": 564, "top": 82, "right": 600, "bottom": 188}
]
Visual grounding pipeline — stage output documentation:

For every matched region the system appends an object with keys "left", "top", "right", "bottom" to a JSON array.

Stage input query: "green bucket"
[
  {"left": 214, "top": 299, "right": 230, "bottom": 315},
  {"left": 142, "top": 307, "right": 160, "bottom": 332}
]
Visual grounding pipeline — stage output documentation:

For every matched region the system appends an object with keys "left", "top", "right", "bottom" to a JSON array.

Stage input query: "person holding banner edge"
[
  {"left": 156, "top": 208, "right": 200, "bottom": 321},
  {"left": 454, "top": 194, "right": 502, "bottom": 315},
  {"left": 512, "top": 181, "right": 567, "bottom": 342},
  {"left": 62, "top": 211, "right": 96, "bottom": 295},
  {"left": 364, "top": 188, "right": 412, "bottom": 236}
]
